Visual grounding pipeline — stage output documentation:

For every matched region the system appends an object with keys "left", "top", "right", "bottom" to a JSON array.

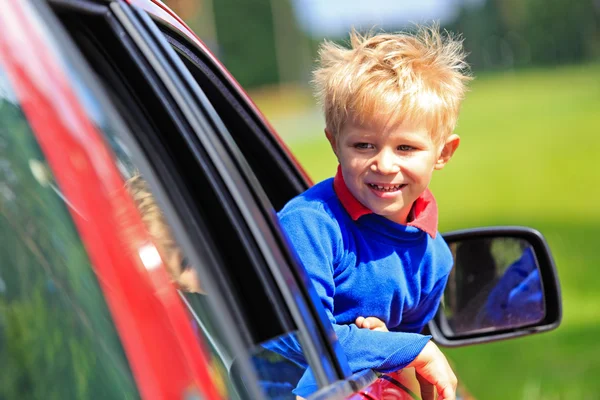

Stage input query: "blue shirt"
[{"left": 276, "top": 174, "right": 454, "bottom": 396}]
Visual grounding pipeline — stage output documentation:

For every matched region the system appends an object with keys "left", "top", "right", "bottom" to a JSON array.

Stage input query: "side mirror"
[{"left": 429, "top": 227, "right": 562, "bottom": 347}]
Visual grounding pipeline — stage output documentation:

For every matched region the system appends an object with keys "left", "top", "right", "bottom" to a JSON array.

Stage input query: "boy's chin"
[{"left": 372, "top": 206, "right": 410, "bottom": 224}]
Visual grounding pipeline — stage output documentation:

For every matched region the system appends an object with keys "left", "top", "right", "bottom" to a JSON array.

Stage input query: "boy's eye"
[
  {"left": 354, "top": 143, "right": 374, "bottom": 150},
  {"left": 398, "top": 145, "right": 415, "bottom": 151}
]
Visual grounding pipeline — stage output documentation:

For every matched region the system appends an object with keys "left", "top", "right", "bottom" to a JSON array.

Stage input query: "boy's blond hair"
[{"left": 313, "top": 25, "right": 472, "bottom": 142}]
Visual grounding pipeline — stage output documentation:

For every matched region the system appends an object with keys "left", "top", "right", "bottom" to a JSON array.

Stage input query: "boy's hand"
[
  {"left": 408, "top": 341, "right": 457, "bottom": 400},
  {"left": 355, "top": 316, "right": 389, "bottom": 332}
]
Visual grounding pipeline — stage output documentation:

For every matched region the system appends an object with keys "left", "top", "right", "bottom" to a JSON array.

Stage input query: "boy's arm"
[{"left": 279, "top": 208, "right": 431, "bottom": 373}]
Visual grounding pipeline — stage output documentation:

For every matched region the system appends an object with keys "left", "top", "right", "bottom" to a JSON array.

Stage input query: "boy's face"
[{"left": 327, "top": 118, "right": 459, "bottom": 224}]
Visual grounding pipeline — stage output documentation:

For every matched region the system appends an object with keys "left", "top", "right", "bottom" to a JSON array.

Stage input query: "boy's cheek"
[{"left": 349, "top": 153, "right": 375, "bottom": 166}]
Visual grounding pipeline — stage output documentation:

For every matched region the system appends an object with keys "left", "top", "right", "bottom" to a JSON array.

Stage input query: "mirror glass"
[{"left": 440, "top": 237, "right": 545, "bottom": 337}]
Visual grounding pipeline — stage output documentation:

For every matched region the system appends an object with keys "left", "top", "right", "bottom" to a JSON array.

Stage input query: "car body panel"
[{"left": 0, "top": 1, "right": 222, "bottom": 399}]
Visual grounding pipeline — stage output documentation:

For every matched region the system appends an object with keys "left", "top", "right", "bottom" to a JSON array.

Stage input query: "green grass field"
[{"left": 252, "top": 63, "right": 600, "bottom": 399}]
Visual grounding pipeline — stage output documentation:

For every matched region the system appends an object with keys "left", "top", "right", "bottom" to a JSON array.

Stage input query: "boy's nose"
[{"left": 371, "top": 150, "right": 400, "bottom": 174}]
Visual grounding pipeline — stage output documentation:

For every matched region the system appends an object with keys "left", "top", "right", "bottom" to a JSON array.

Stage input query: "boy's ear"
[
  {"left": 325, "top": 129, "right": 339, "bottom": 157},
  {"left": 435, "top": 134, "right": 460, "bottom": 170}
]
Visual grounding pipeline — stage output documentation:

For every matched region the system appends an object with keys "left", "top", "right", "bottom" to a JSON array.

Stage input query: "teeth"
[{"left": 369, "top": 183, "right": 404, "bottom": 192}]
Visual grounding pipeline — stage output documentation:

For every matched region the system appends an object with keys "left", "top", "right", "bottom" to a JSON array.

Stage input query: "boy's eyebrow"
[{"left": 346, "top": 130, "right": 377, "bottom": 139}]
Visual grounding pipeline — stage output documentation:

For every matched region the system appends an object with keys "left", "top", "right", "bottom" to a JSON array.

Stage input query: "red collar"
[{"left": 333, "top": 166, "right": 439, "bottom": 238}]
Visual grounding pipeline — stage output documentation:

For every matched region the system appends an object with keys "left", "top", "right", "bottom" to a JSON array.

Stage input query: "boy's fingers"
[
  {"left": 355, "top": 316, "right": 388, "bottom": 331},
  {"left": 355, "top": 316, "right": 365, "bottom": 328},
  {"left": 365, "top": 317, "right": 388, "bottom": 332},
  {"left": 440, "top": 384, "right": 456, "bottom": 400},
  {"left": 420, "top": 373, "right": 456, "bottom": 400},
  {"left": 437, "top": 370, "right": 457, "bottom": 400},
  {"left": 410, "top": 341, "right": 457, "bottom": 400}
]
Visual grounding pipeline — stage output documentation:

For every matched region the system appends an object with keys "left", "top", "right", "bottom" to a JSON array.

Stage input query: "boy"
[{"left": 278, "top": 26, "right": 471, "bottom": 399}]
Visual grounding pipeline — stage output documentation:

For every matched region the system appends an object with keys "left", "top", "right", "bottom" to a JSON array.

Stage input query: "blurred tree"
[
  {"left": 521, "top": 0, "right": 599, "bottom": 65},
  {"left": 446, "top": 0, "right": 509, "bottom": 70},
  {"left": 446, "top": 0, "right": 600, "bottom": 71},
  {"left": 165, "top": 0, "right": 306, "bottom": 89},
  {"left": 212, "top": 0, "right": 279, "bottom": 88},
  {"left": 166, "top": 0, "right": 599, "bottom": 81}
]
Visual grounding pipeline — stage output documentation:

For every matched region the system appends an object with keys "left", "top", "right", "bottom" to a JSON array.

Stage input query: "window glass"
[
  {"left": 0, "top": 65, "right": 139, "bottom": 399},
  {"left": 151, "top": 29, "right": 321, "bottom": 399}
]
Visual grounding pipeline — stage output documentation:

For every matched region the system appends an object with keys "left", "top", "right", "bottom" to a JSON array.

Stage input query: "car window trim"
[
  {"left": 116, "top": 2, "right": 348, "bottom": 387},
  {"left": 110, "top": 0, "right": 296, "bottom": 332}
]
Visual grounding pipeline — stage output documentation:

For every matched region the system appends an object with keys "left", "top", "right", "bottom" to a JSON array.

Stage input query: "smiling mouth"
[{"left": 367, "top": 183, "right": 407, "bottom": 192}]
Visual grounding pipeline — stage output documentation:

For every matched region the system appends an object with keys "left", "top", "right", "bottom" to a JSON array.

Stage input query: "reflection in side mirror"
[
  {"left": 430, "top": 227, "right": 562, "bottom": 347},
  {"left": 444, "top": 238, "right": 544, "bottom": 337}
]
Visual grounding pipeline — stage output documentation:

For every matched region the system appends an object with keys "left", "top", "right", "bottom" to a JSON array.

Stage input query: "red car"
[{"left": 0, "top": 0, "right": 562, "bottom": 399}]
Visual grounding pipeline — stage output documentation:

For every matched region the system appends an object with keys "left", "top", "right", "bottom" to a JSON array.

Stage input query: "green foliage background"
[
  {"left": 211, "top": 0, "right": 280, "bottom": 88},
  {"left": 169, "top": 0, "right": 600, "bottom": 89},
  {"left": 260, "top": 63, "right": 600, "bottom": 399}
]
